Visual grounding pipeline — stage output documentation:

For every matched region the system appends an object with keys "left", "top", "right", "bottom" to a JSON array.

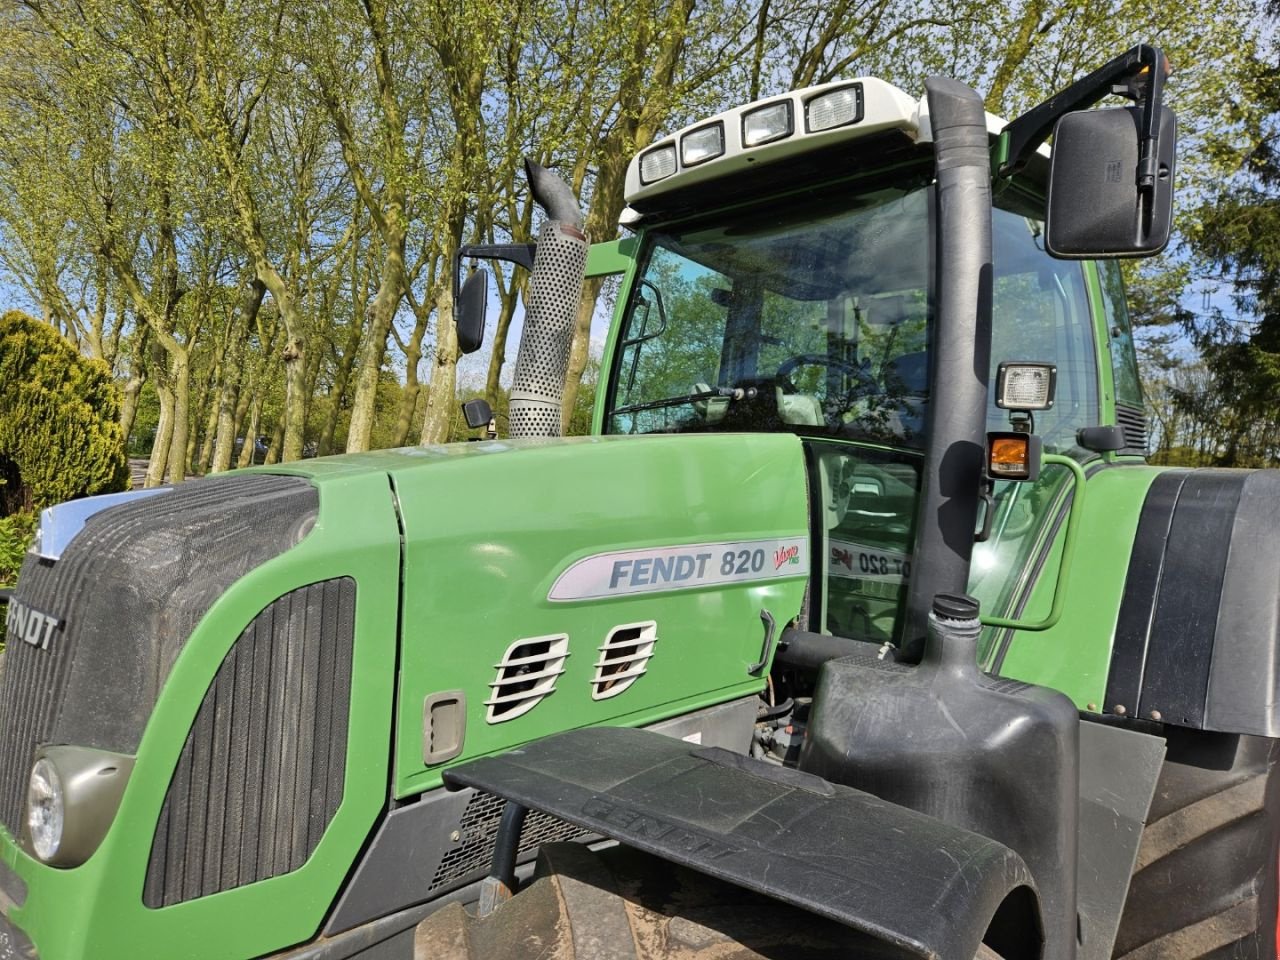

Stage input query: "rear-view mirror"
[
  {"left": 455, "top": 267, "right": 489, "bottom": 354},
  {"left": 1046, "top": 105, "right": 1176, "bottom": 259}
]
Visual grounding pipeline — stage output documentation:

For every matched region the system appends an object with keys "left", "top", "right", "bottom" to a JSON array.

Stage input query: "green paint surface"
[
  {"left": 388, "top": 433, "right": 810, "bottom": 797},
  {"left": 2, "top": 470, "right": 402, "bottom": 960},
  {"left": 995, "top": 464, "right": 1170, "bottom": 707},
  {"left": 0, "top": 433, "right": 810, "bottom": 960}
]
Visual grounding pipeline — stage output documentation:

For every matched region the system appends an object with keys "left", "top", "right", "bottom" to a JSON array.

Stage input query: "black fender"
[
  {"left": 443, "top": 727, "right": 1043, "bottom": 960},
  {"left": 1107, "top": 469, "right": 1280, "bottom": 735}
]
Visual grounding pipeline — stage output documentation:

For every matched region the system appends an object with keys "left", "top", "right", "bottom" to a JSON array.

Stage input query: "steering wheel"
[{"left": 775, "top": 354, "right": 883, "bottom": 412}]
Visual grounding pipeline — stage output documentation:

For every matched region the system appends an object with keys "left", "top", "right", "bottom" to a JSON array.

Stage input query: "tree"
[
  {"left": 0, "top": 310, "right": 129, "bottom": 514},
  {"left": 1182, "top": 7, "right": 1280, "bottom": 466}
]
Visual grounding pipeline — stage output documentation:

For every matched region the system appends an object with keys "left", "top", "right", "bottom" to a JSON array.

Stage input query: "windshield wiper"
[{"left": 612, "top": 385, "right": 758, "bottom": 417}]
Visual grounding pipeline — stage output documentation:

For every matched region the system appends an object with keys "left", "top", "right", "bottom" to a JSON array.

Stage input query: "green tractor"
[{"left": 1, "top": 45, "right": 1274, "bottom": 960}]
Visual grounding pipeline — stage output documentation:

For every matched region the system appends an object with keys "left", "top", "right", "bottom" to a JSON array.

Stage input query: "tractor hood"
[{"left": 333, "top": 432, "right": 814, "bottom": 799}]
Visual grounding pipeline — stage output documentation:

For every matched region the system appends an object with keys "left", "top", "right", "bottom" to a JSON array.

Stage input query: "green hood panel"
[{"left": 389, "top": 432, "right": 811, "bottom": 797}]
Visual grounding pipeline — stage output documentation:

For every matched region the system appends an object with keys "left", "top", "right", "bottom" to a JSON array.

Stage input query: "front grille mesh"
[
  {"left": 144, "top": 578, "right": 355, "bottom": 907},
  {"left": 0, "top": 598, "right": 78, "bottom": 836},
  {"left": 0, "top": 474, "right": 316, "bottom": 840},
  {"left": 428, "top": 790, "right": 587, "bottom": 894}
]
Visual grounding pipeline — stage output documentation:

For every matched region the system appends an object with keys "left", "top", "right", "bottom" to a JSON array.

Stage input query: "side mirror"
[
  {"left": 461, "top": 398, "right": 493, "bottom": 429},
  {"left": 1046, "top": 105, "right": 1176, "bottom": 259},
  {"left": 455, "top": 267, "right": 489, "bottom": 355}
]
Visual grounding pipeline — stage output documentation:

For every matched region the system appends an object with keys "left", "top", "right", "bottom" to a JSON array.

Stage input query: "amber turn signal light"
[{"left": 987, "top": 432, "right": 1042, "bottom": 482}]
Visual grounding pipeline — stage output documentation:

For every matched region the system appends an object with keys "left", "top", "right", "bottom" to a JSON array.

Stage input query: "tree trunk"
[
  {"left": 391, "top": 310, "right": 429, "bottom": 448},
  {"left": 147, "top": 374, "right": 175, "bottom": 488},
  {"left": 419, "top": 287, "right": 460, "bottom": 445},
  {"left": 484, "top": 280, "right": 523, "bottom": 408},
  {"left": 167, "top": 350, "right": 191, "bottom": 483},
  {"left": 212, "top": 279, "right": 265, "bottom": 473},
  {"left": 347, "top": 246, "right": 406, "bottom": 453},
  {"left": 238, "top": 396, "right": 262, "bottom": 468},
  {"left": 560, "top": 275, "right": 607, "bottom": 430}
]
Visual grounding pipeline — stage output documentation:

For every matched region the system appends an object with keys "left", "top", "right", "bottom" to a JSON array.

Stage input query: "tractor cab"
[{"left": 594, "top": 93, "right": 1118, "bottom": 653}]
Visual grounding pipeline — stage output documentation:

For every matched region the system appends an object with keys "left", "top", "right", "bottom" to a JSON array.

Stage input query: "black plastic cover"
[
  {"left": 801, "top": 607, "right": 1078, "bottom": 960},
  {"left": 443, "top": 726, "right": 1040, "bottom": 960},
  {"left": 1046, "top": 106, "right": 1176, "bottom": 259},
  {"left": 455, "top": 267, "right": 489, "bottom": 355},
  {"left": 1108, "top": 468, "right": 1280, "bottom": 736}
]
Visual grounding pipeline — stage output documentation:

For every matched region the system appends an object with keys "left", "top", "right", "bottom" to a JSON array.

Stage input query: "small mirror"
[
  {"left": 455, "top": 267, "right": 489, "bottom": 354},
  {"left": 461, "top": 397, "right": 493, "bottom": 430},
  {"left": 1046, "top": 105, "right": 1176, "bottom": 259}
]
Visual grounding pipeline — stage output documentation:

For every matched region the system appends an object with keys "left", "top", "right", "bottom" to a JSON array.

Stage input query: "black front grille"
[
  {"left": 144, "top": 578, "right": 356, "bottom": 907},
  {"left": 0, "top": 601, "right": 78, "bottom": 839},
  {"left": 1116, "top": 403, "right": 1148, "bottom": 456},
  {"left": 0, "top": 474, "right": 317, "bottom": 840}
]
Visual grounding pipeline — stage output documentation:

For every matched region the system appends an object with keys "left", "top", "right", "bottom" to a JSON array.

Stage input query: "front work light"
[
  {"left": 26, "top": 746, "right": 134, "bottom": 867},
  {"left": 27, "top": 758, "right": 63, "bottom": 862},
  {"left": 639, "top": 144, "right": 677, "bottom": 184},
  {"left": 988, "top": 432, "right": 1043, "bottom": 482},
  {"left": 806, "top": 84, "right": 863, "bottom": 133},
  {"left": 743, "top": 101, "right": 793, "bottom": 146},
  {"left": 995, "top": 361, "right": 1057, "bottom": 411},
  {"left": 681, "top": 123, "right": 725, "bottom": 167}
]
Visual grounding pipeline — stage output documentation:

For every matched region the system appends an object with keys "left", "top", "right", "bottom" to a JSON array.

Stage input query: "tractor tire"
[
  {"left": 1113, "top": 729, "right": 1280, "bottom": 960},
  {"left": 414, "top": 842, "right": 1005, "bottom": 960}
]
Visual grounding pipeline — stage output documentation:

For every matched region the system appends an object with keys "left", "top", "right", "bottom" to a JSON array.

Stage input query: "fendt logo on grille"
[{"left": 4, "top": 599, "right": 63, "bottom": 651}]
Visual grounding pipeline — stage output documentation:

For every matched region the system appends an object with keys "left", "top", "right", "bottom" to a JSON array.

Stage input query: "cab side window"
[{"left": 988, "top": 209, "right": 1097, "bottom": 451}]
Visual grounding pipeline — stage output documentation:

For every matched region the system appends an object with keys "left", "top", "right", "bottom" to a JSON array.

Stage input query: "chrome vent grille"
[
  {"left": 591, "top": 622, "right": 657, "bottom": 700},
  {"left": 485, "top": 634, "right": 568, "bottom": 723}
]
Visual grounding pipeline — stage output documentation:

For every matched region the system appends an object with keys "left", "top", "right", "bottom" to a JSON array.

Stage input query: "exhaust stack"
[{"left": 509, "top": 160, "right": 588, "bottom": 438}]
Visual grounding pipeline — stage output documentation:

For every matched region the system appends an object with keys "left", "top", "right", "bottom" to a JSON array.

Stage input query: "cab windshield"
[{"left": 606, "top": 176, "right": 933, "bottom": 445}]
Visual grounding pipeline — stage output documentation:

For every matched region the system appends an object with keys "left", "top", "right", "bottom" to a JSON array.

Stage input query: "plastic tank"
[{"left": 800, "top": 593, "right": 1079, "bottom": 960}]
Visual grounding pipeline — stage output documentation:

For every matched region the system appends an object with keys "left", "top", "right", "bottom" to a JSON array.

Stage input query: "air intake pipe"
[
  {"left": 899, "top": 78, "right": 994, "bottom": 660},
  {"left": 509, "top": 160, "right": 589, "bottom": 438}
]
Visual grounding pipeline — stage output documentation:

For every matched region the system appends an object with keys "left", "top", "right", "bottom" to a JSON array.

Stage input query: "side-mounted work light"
[{"left": 987, "top": 360, "right": 1056, "bottom": 482}]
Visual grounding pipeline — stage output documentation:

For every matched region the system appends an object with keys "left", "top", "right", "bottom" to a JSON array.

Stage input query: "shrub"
[
  {"left": 0, "top": 511, "right": 36, "bottom": 652},
  {"left": 0, "top": 310, "right": 129, "bottom": 515}
]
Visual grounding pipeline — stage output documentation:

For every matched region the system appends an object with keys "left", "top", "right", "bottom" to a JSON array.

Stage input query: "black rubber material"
[
  {"left": 899, "top": 78, "right": 993, "bottom": 660},
  {"left": 442, "top": 726, "right": 1039, "bottom": 960},
  {"left": 1113, "top": 729, "right": 1280, "bottom": 960},
  {"left": 1107, "top": 468, "right": 1280, "bottom": 736},
  {"left": 413, "top": 842, "right": 1010, "bottom": 960}
]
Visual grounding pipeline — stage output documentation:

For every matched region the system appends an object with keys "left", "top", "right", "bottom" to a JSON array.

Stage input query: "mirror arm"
[
  {"left": 452, "top": 243, "right": 538, "bottom": 326},
  {"left": 998, "top": 43, "right": 1166, "bottom": 179}
]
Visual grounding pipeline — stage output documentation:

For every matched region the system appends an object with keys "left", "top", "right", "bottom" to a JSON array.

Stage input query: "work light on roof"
[
  {"left": 805, "top": 84, "right": 863, "bottom": 133},
  {"left": 681, "top": 122, "right": 725, "bottom": 167},
  {"left": 742, "top": 101, "right": 793, "bottom": 147},
  {"left": 639, "top": 144, "right": 677, "bottom": 184}
]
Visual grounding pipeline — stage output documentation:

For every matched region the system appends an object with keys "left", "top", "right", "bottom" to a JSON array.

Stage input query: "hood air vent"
[
  {"left": 592, "top": 622, "right": 657, "bottom": 700},
  {"left": 485, "top": 635, "right": 569, "bottom": 723}
]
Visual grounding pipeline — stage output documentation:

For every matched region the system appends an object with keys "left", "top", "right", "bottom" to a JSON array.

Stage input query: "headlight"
[
  {"left": 639, "top": 144, "right": 677, "bottom": 184},
  {"left": 680, "top": 122, "right": 724, "bottom": 167},
  {"left": 805, "top": 84, "right": 863, "bottom": 133},
  {"left": 25, "top": 747, "right": 134, "bottom": 867},
  {"left": 742, "top": 101, "right": 793, "bottom": 147},
  {"left": 27, "top": 758, "right": 64, "bottom": 862}
]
